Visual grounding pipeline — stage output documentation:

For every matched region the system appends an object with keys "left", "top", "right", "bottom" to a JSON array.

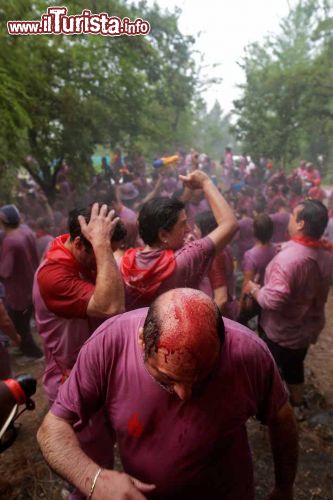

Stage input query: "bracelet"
[{"left": 87, "top": 467, "right": 103, "bottom": 500}]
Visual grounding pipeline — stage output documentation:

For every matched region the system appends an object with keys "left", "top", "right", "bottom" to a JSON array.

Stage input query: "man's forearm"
[
  {"left": 269, "top": 403, "right": 298, "bottom": 491},
  {"left": 89, "top": 242, "right": 125, "bottom": 317},
  {"left": 203, "top": 180, "right": 238, "bottom": 251},
  {"left": 37, "top": 412, "right": 98, "bottom": 497}
]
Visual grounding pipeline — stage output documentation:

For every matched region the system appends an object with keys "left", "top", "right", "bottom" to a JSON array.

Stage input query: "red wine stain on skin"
[
  {"left": 157, "top": 290, "right": 218, "bottom": 371},
  {"left": 128, "top": 413, "right": 144, "bottom": 438}
]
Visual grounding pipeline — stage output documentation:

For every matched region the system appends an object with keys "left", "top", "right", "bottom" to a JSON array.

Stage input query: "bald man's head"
[{"left": 142, "top": 288, "right": 224, "bottom": 371}]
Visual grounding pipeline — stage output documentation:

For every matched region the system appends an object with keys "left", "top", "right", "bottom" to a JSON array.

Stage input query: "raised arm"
[
  {"left": 37, "top": 412, "right": 155, "bottom": 499},
  {"left": 179, "top": 171, "right": 238, "bottom": 253},
  {"left": 267, "top": 402, "right": 298, "bottom": 500},
  {"left": 79, "top": 203, "right": 125, "bottom": 318}
]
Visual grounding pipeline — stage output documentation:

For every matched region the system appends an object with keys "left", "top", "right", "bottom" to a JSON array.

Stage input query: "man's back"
[{"left": 259, "top": 240, "right": 333, "bottom": 348}]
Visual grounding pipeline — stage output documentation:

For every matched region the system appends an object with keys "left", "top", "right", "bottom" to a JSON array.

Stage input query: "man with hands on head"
[
  {"left": 34, "top": 203, "right": 126, "bottom": 499},
  {"left": 37, "top": 288, "right": 298, "bottom": 500},
  {"left": 33, "top": 202, "right": 126, "bottom": 404}
]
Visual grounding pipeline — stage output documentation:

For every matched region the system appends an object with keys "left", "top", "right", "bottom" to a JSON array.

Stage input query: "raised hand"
[
  {"left": 179, "top": 170, "right": 210, "bottom": 190},
  {"left": 78, "top": 203, "right": 119, "bottom": 248}
]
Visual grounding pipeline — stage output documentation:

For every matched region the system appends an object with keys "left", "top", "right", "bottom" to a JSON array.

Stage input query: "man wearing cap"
[
  {"left": 38, "top": 288, "right": 298, "bottom": 500},
  {"left": 0, "top": 204, "right": 43, "bottom": 363}
]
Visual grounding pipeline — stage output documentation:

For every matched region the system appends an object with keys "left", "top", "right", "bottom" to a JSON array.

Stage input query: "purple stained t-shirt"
[
  {"left": 236, "top": 216, "right": 254, "bottom": 263},
  {"left": 0, "top": 225, "right": 39, "bottom": 310},
  {"left": 257, "top": 240, "right": 333, "bottom": 349},
  {"left": 52, "top": 309, "right": 288, "bottom": 500},
  {"left": 270, "top": 212, "right": 290, "bottom": 243},
  {"left": 242, "top": 244, "right": 277, "bottom": 286}
]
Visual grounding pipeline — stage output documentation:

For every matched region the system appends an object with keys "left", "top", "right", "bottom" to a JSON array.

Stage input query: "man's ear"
[
  {"left": 138, "top": 327, "right": 145, "bottom": 352},
  {"left": 158, "top": 228, "right": 168, "bottom": 244},
  {"left": 296, "top": 219, "right": 305, "bottom": 232},
  {"left": 73, "top": 236, "right": 83, "bottom": 250}
]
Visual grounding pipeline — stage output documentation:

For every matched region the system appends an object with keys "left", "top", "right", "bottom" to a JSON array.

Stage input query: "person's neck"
[
  {"left": 4, "top": 226, "right": 19, "bottom": 235},
  {"left": 113, "top": 201, "right": 123, "bottom": 212},
  {"left": 142, "top": 243, "right": 165, "bottom": 252},
  {"left": 254, "top": 240, "right": 266, "bottom": 248},
  {"left": 64, "top": 237, "right": 75, "bottom": 255}
]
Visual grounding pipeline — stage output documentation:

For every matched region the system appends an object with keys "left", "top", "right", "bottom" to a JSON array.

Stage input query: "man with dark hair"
[
  {"left": 138, "top": 197, "right": 185, "bottom": 245},
  {"left": 120, "top": 170, "right": 239, "bottom": 309},
  {"left": 239, "top": 214, "right": 276, "bottom": 325},
  {"left": 245, "top": 199, "right": 333, "bottom": 408},
  {"left": 0, "top": 204, "right": 43, "bottom": 364},
  {"left": 34, "top": 203, "right": 126, "bottom": 499},
  {"left": 33, "top": 203, "right": 126, "bottom": 405},
  {"left": 37, "top": 288, "right": 298, "bottom": 500}
]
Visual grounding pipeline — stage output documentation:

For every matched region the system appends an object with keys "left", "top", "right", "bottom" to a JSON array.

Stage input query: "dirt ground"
[{"left": 1, "top": 291, "right": 333, "bottom": 500}]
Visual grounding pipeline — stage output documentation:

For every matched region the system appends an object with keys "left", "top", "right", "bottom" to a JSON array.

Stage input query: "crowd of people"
[{"left": 1, "top": 147, "right": 333, "bottom": 499}]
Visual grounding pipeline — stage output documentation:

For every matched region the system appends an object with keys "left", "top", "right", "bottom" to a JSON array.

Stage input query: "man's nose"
[{"left": 173, "top": 383, "right": 192, "bottom": 401}]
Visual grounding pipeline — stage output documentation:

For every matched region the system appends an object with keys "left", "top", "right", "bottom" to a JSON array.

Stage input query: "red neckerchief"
[
  {"left": 120, "top": 247, "right": 176, "bottom": 299},
  {"left": 292, "top": 235, "right": 333, "bottom": 252}
]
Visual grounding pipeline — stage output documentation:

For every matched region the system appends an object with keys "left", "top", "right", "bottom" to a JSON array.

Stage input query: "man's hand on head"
[{"left": 78, "top": 203, "right": 119, "bottom": 249}]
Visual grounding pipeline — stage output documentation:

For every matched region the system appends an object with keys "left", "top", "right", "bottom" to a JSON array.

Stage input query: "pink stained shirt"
[
  {"left": 33, "top": 236, "right": 100, "bottom": 404},
  {"left": 0, "top": 225, "right": 39, "bottom": 310},
  {"left": 236, "top": 216, "right": 254, "bottom": 263},
  {"left": 242, "top": 244, "right": 277, "bottom": 286},
  {"left": 257, "top": 240, "right": 333, "bottom": 349},
  {"left": 52, "top": 309, "right": 288, "bottom": 500},
  {"left": 270, "top": 212, "right": 290, "bottom": 243},
  {"left": 123, "top": 236, "right": 215, "bottom": 311}
]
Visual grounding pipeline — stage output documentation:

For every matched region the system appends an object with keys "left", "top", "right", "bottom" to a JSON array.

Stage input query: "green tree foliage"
[
  {"left": 191, "top": 100, "right": 238, "bottom": 160},
  {"left": 233, "top": 0, "right": 333, "bottom": 169},
  {"left": 0, "top": 0, "right": 199, "bottom": 200}
]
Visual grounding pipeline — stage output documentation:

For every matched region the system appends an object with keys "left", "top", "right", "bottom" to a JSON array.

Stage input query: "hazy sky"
[{"left": 147, "top": 0, "right": 297, "bottom": 114}]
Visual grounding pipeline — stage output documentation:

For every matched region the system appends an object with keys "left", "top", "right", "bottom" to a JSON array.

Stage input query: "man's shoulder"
[
  {"left": 223, "top": 318, "right": 272, "bottom": 360},
  {"left": 37, "top": 258, "right": 78, "bottom": 284},
  {"left": 175, "top": 236, "right": 215, "bottom": 258},
  {"left": 87, "top": 307, "right": 148, "bottom": 348}
]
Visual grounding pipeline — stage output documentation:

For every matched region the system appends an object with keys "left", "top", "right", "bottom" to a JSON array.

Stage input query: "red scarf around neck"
[{"left": 292, "top": 235, "right": 333, "bottom": 252}]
